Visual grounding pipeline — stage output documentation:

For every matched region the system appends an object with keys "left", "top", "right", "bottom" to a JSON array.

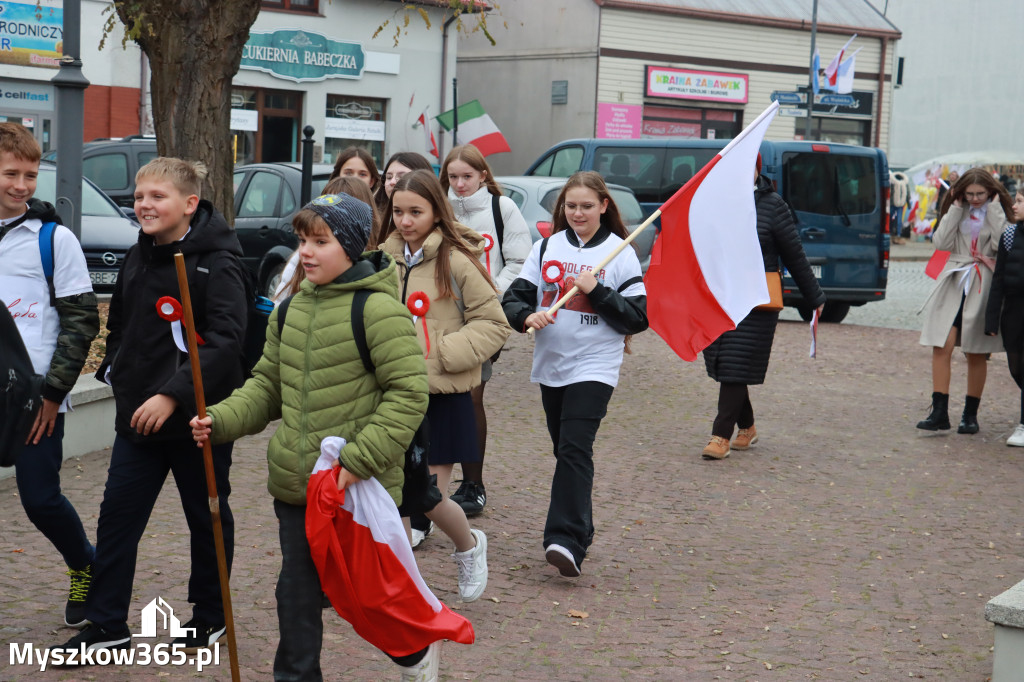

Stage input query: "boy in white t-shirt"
[{"left": 0, "top": 122, "right": 100, "bottom": 627}]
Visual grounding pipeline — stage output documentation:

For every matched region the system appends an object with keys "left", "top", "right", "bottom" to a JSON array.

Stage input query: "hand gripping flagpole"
[
  {"left": 173, "top": 252, "right": 241, "bottom": 682},
  {"left": 527, "top": 100, "right": 780, "bottom": 335},
  {"left": 527, "top": 210, "right": 661, "bottom": 335}
]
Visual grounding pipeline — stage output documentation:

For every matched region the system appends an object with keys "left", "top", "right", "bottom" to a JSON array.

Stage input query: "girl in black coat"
[
  {"left": 701, "top": 159, "right": 826, "bottom": 459},
  {"left": 985, "top": 189, "right": 1024, "bottom": 446}
]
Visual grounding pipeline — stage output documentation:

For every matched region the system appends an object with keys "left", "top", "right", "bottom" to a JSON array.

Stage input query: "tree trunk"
[{"left": 115, "top": 1, "right": 261, "bottom": 223}]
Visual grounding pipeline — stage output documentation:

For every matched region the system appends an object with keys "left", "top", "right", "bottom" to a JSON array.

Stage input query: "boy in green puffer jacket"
[{"left": 190, "top": 193, "right": 434, "bottom": 680}]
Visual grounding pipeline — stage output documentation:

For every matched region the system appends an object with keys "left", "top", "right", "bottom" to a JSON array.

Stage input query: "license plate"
[
  {"left": 90, "top": 271, "right": 118, "bottom": 285},
  {"left": 784, "top": 265, "right": 822, "bottom": 279}
]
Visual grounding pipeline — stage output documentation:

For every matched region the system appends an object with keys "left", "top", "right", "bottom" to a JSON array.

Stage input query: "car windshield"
[{"left": 34, "top": 168, "right": 124, "bottom": 218}]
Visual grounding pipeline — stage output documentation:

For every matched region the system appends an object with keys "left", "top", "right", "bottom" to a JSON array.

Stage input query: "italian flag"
[{"left": 435, "top": 99, "right": 511, "bottom": 157}]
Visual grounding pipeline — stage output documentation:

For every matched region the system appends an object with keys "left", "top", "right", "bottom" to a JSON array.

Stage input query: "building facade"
[
  {"left": 0, "top": 0, "right": 458, "bottom": 167},
  {"left": 456, "top": 0, "right": 902, "bottom": 175}
]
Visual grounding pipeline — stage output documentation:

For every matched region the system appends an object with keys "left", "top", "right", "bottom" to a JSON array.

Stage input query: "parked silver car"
[
  {"left": 34, "top": 162, "right": 140, "bottom": 293},
  {"left": 495, "top": 176, "right": 655, "bottom": 272}
]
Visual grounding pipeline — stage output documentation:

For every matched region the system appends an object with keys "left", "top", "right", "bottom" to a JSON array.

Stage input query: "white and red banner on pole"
[
  {"left": 823, "top": 35, "right": 856, "bottom": 90},
  {"left": 643, "top": 100, "right": 780, "bottom": 361},
  {"left": 415, "top": 108, "right": 439, "bottom": 159}
]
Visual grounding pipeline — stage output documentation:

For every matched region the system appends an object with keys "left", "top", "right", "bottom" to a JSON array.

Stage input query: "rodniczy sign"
[{"left": 240, "top": 29, "right": 364, "bottom": 82}]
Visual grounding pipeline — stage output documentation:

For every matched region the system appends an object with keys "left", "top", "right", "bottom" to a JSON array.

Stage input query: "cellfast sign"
[
  {"left": 645, "top": 66, "right": 748, "bottom": 104},
  {"left": 240, "top": 29, "right": 364, "bottom": 83}
]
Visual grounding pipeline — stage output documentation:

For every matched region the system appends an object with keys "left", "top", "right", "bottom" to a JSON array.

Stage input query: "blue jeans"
[
  {"left": 14, "top": 414, "right": 94, "bottom": 570},
  {"left": 86, "top": 434, "right": 234, "bottom": 632},
  {"left": 539, "top": 381, "right": 614, "bottom": 567}
]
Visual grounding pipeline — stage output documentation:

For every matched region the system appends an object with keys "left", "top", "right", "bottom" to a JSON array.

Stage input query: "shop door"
[
  {"left": 231, "top": 88, "right": 303, "bottom": 164},
  {"left": 0, "top": 113, "right": 53, "bottom": 152}
]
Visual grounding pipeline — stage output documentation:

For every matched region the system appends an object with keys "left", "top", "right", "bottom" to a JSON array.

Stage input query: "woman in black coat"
[
  {"left": 700, "top": 159, "right": 826, "bottom": 459},
  {"left": 985, "top": 189, "right": 1024, "bottom": 446}
]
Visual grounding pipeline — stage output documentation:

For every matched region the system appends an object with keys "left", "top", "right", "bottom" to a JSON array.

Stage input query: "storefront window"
[
  {"left": 323, "top": 95, "right": 386, "bottom": 169},
  {"left": 230, "top": 87, "right": 303, "bottom": 165},
  {"left": 642, "top": 105, "right": 741, "bottom": 140}
]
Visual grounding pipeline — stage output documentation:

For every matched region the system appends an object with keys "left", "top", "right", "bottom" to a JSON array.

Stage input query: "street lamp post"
[{"left": 51, "top": 0, "right": 90, "bottom": 241}]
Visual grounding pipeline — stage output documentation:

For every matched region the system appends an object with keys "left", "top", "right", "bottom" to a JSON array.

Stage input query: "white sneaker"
[
  {"left": 452, "top": 528, "right": 488, "bottom": 602},
  {"left": 398, "top": 641, "right": 439, "bottom": 682},
  {"left": 1008, "top": 424, "right": 1024, "bottom": 447},
  {"left": 410, "top": 521, "right": 434, "bottom": 549}
]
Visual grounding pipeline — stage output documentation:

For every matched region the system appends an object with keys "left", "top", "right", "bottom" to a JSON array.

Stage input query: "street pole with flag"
[
  {"left": 530, "top": 101, "right": 780, "bottom": 354},
  {"left": 804, "top": 0, "right": 818, "bottom": 139}
]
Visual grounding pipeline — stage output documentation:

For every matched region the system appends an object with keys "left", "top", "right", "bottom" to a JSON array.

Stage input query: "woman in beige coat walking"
[{"left": 917, "top": 168, "right": 1013, "bottom": 433}]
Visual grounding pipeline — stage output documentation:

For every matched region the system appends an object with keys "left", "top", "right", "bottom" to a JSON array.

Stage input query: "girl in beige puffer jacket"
[{"left": 381, "top": 169, "right": 512, "bottom": 601}]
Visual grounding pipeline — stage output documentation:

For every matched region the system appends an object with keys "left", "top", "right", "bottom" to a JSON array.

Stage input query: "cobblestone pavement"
[
  {"left": 3, "top": 319, "right": 1022, "bottom": 680},
  {"left": 779, "top": 260, "right": 935, "bottom": 331}
]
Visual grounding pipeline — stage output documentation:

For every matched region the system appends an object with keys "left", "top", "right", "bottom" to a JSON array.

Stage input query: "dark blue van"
[{"left": 524, "top": 138, "right": 890, "bottom": 323}]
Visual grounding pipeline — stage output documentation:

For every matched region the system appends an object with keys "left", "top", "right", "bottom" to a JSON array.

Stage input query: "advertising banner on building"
[
  {"left": 645, "top": 66, "right": 747, "bottom": 104},
  {"left": 0, "top": 0, "right": 62, "bottom": 69},
  {"left": 597, "top": 103, "right": 641, "bottom": 139},
  {"left": 240, "top": 29, "right": 365, "bottom": 83}
]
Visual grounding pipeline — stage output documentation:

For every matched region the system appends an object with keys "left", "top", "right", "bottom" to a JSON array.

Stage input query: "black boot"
[
  {"left": 917, "top": 392, "right": 950, "bottom": 430},
  {"left": 958, "top": 395, "right": 980, "bottom": 434}
]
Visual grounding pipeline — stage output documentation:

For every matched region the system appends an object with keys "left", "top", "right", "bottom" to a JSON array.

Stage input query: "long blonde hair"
[{"left": 439, "top": 144, "right": 502, "bottom": 196}]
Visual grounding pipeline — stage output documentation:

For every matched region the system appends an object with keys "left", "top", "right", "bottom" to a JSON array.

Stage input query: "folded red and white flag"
[
  {"left": 644, "top": 101, "right": 779, "bottom": 361},
  {"left": 306, "top": 437, "right": 474, "bottom": 657}
]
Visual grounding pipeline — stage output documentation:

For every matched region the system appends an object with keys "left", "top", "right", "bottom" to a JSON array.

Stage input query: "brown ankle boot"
[
  {"left": 701, "top": 436, "right": 730, "bottom": 460},
  {"left": 732, "top": 425, "right": 758, "bottom": 450}
]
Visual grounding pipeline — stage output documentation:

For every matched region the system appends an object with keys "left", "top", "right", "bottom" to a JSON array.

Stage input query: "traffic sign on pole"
[
  {"left": 819, "top": 94, "right": 856, "bottom": 106},
  {"left": 770, "top": 91, "right": 805, "bottom": 105}
]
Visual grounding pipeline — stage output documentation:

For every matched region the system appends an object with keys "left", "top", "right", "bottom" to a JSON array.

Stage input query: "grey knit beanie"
[{"left": 305, "top": 193, "right": 372, "bottom": 262}]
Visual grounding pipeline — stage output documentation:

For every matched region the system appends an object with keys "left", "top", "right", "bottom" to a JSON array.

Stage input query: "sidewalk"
[
  {"left": 2, "top": 322, "right": 1021, "bottom": 680},
  {"left": 890, "top": 236, "right": 934, "bottom": 261}
]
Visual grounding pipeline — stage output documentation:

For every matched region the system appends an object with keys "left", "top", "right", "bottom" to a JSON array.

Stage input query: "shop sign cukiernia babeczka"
[{"left": 240, "top": 29, "right": 364, "bottom": 82}]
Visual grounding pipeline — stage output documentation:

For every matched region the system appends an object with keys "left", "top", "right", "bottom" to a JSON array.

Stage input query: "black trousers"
[
  {"left": 712, "top": 382, "right": 755, "bottom": 439},
  {"left": 272, "top": 501, "right": 426, "bottom": 681},
  {"left": 539, "top": 381, "right": 614, "bottom": 568},
  {"left": 86, "top": 434, "right": 233, "bottom": 631}
]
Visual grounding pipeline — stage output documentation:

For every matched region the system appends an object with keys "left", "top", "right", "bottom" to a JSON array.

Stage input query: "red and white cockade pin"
[
  {"left": 155, "top": 296, "right": 204, "bottom": 353},
  {"left": 407, "top": 291, "right": 431, "bottom": 358},
  {"left": 541, "top": 260, "right": 565, "bottom": 319},
  {"left": 482, "top": 233, "right": 495, "bottom": 275}
]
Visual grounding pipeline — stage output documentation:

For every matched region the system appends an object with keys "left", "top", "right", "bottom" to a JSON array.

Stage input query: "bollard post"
[{"left": 301, "top": 126, "right": 315, "bottom": 206}]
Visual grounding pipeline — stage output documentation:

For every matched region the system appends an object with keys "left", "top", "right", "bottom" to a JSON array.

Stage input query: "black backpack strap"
[
  {"left": 491, "top": 194, "right": 505, "bottom": 254},
  {"left": 538, "top": 236, "right": 550, "bottom": 270},
  {"left": 277, "top": 294, "right": 294, "bottom": 337},
  {"left": 351, "top": 289, "right": 374, "bottom": 374}
]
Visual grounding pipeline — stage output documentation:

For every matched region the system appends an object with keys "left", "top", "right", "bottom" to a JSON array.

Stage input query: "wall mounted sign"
[
  {"left": 240, "top": 29, "right": 364, "bottom": 83},
  {"left": 230, "top": 109, "right": 258, "bottom": 132},
  {"left": 645, "top": 66, "right": 748, "bottom": 104},
  {"left": 324, "top": 118, "right": 385, "bottom": 141},
  {"left": 596, "top": 103, "right": 641, "bottom": 139},
  {"left": 0, "top": 0, "right": 62, "bottom": 69}
]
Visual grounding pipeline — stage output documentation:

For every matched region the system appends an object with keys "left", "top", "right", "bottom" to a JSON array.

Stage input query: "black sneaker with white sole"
[
  {"left": 49, "top": 623, "right": 131, "bottom": 665},
  {"left": 545, "top": 544, "right": 581, "bottom": 578},
  {"left": 454, "top": 481, "right": 486, "bottom": 517},
  {"left": 172, "top": 619, "right": 226, "bottom": 652}
]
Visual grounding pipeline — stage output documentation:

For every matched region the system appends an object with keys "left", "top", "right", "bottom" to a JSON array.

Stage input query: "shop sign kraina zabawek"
[
  {"left": 645, "top": 65, "right": 748, "bottom": 104},
  {"left": 240, "top": 29, "right": 364, "bottom": 83},
  {"left": 0, "top": 0, "right": 62, "bottom": 69}
]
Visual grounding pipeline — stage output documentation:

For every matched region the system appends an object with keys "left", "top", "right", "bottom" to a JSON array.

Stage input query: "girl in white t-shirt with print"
[{"left": 502, "top": 171, "right": 648, "bottom": 578}]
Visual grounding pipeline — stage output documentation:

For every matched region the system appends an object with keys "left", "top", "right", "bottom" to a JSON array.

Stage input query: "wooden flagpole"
[
  {"left": 173, "top": 252, "right": 241, "bottom": 682},
  {"left": 527, "top": 208, "right": 661, "bottom": 335}
]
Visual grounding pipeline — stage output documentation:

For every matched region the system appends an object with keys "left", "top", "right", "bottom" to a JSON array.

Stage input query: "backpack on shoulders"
[{"left": 0, "top": 301, "right": 45, "bottom": 467}]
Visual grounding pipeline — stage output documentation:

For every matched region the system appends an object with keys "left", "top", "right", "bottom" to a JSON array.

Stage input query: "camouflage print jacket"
[{"left": 46, "top": 292, "right": 100, "bottom": 404}]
